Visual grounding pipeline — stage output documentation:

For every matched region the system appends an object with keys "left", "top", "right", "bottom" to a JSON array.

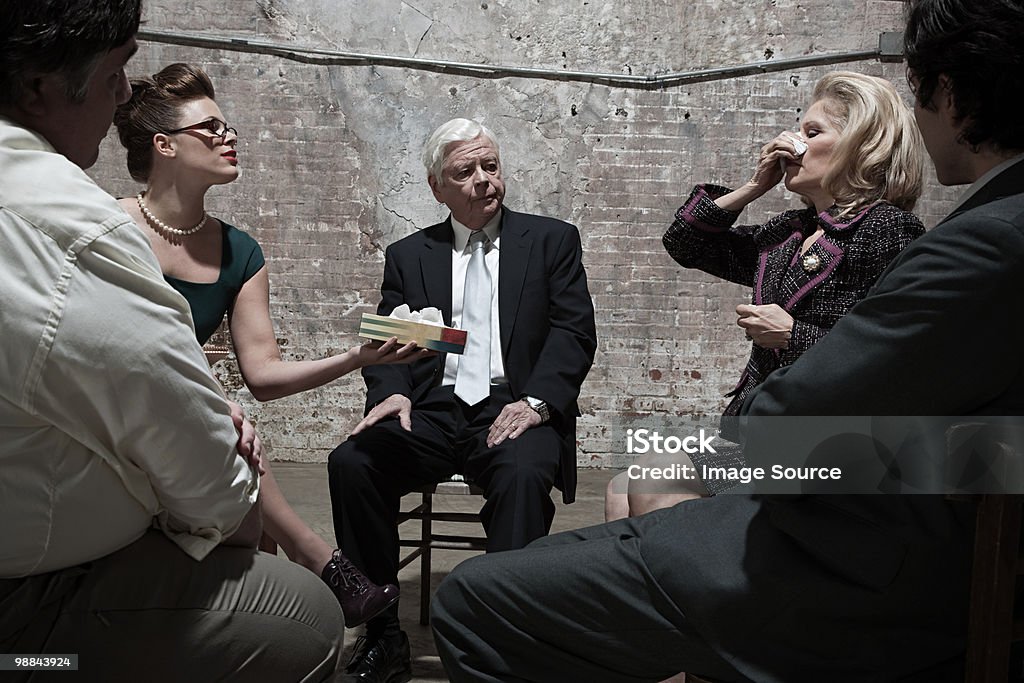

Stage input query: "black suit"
[
  {"left": 327, "top": 208, "right": 596, "bottom": 614},
  {"left": 432, "top": 160, "right": 1024, "bottom": 683}
]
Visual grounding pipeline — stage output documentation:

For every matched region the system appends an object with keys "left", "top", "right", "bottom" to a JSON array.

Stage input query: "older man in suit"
[
  {"left": 430, "top": 1, "right": 1024, "bottom": 681},
  {"left": 328, "top": 118, "right": 596, "bottom": 682}
]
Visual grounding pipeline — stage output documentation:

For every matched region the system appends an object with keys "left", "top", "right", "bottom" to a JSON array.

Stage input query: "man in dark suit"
[
  {"left": 328, "top": 118, "right": 596, "bottom": 682},
  {"left": 431, "top": 1, "right": 1024, "bottom": 681}
]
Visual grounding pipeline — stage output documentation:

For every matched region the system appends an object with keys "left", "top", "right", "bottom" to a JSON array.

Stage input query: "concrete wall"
[{"left": 88, "top": 0, "right": 962, "bottom": 466}]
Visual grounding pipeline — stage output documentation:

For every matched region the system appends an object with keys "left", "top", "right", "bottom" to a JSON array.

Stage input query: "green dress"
[{"left": 165, "top": 220, "right": 265, "bottom": 344}]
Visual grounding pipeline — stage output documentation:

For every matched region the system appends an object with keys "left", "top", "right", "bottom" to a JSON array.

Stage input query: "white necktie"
[{"left": 455, "top": 231, "right": 491, "bottom": 405}]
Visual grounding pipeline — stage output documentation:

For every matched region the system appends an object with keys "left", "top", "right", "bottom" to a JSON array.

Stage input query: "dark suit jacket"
[
  {"left": 361, "top": 207, "right": 597, "bottom": 503},
  {"left": 655, "top": 159, "right": 1024, "bottom": 682}
]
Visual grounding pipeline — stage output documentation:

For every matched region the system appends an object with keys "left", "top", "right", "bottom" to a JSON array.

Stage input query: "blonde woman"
[
  {"left": 113, "top": 63, "right": 430, "bottom": 626},
  {"left": 608, "top": 71, "right": 927, "bottom": 519}
]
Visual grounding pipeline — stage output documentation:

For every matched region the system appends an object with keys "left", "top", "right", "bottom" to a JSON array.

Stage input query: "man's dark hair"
[
  {"left": 0, "top": 0, "right": 141, "bottom": 108},
  {"left": 904, "top": 0, "right": 1024, "bottom": 152}
]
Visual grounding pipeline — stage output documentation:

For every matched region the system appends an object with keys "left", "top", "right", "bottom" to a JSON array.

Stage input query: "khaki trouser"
[{"left": 0, "top": 530, "right": 343, "bottom": 682}]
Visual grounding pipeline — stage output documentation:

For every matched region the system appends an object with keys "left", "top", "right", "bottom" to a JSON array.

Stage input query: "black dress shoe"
[
  {"left": 321, "top": 550, "right": 400, "bottom": 627},
  {"left": 342, "top": 632, "right": 412, "bottom": 683}
]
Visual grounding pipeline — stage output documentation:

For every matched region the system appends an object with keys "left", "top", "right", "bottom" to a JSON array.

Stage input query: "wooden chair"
[
  {"left": 202, "top": 343, "right": 230, "bottom": 365},
  {"left": 397, "top": 475, "right": 487, "bottom": 625},
  {"left": 963, "top": 492, "right": 1024, "bottom": 682},
  {"left": 949, "top": 422, "right": 1024, "bottom": 683}
]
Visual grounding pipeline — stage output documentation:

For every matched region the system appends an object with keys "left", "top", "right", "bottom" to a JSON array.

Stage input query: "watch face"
[{"left": 524, "top": 398, "right": 548, "bottom": 420}]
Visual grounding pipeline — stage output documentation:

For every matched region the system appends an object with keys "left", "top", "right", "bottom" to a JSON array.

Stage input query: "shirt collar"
[
  {"left": 451, "top": 209, "right": 502, "bottom": 253},
  {"left": 948, "top": 152, "right": 1024, "bottom": 216},
  {"left": 0, "top": 115, "right": 57, "bottom": 155}
]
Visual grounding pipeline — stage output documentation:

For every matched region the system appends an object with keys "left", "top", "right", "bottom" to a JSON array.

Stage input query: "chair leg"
[
  {"left": 966, "top": 494, "right": 1023, "bottom": 683},
  {"left": 258, "top": 531, "right": 278, "bottom": 555},
  {"left": 420, "top": 492, "right": 432, "bottom": 626}
]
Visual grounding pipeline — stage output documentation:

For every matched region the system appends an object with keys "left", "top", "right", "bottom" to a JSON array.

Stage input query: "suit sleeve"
[
  {"left": 742, "top": 214, "right": 1024, "bottom": 419},
  {"left": 521, "top": 225, "right": 597, "bottom": 417},
  {"left": 362, "top": 244, "right": 416, "bottom": 409}
]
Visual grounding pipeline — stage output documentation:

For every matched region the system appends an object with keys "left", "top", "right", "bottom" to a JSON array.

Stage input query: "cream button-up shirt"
[{"left": 0, "top": 117, "right": 257, "bottom": 576}]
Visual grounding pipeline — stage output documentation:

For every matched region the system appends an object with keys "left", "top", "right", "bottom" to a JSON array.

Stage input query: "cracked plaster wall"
[{"left": 88, "top": 0, "right": 961, "bottom": 466}]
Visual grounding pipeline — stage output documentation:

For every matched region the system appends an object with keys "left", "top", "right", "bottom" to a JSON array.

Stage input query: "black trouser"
[{"left": 327, "top": 384, "right": 561, "bottom": 629}]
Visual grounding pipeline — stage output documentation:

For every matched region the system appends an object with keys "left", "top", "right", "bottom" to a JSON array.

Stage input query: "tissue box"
[{"left": 359, "top": 313, "right": 468, "bottom": 354}]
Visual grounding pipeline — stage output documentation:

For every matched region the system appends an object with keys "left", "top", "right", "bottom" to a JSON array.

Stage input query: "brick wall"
[{"left": 88, "top": 0, "right": 963, "bottom": 466}]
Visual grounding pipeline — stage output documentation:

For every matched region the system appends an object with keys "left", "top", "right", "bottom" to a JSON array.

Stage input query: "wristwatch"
[{"left": 523, "top": 396, "right": 550, "bottom": 423}]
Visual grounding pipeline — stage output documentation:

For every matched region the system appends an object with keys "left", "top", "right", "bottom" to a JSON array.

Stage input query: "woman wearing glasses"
[{"left": 113, "top": 63, "right": 422, "bottom": 627}]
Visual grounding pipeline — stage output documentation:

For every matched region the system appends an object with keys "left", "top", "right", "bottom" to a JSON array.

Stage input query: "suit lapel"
[
  {"left": 420, "top": 220, "right": 454, "bottom": 325},
  {"left": 497, "top": 209, "right": 533, "bottom": 355}
]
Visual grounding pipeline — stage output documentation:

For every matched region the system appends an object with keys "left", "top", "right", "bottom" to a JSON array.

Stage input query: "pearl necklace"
[{"left": 137, "top": 191, "right": 208, "bottom": 236}]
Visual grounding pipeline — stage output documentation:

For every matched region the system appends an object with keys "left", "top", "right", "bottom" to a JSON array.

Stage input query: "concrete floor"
[{"left": 274, "top": 463, "right": 617, "bottom": 683}]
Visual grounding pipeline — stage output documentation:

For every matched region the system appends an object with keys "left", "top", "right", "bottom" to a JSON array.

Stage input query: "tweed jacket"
[{"left": 663, "top": 184, "right": 925, "bottom": 421}]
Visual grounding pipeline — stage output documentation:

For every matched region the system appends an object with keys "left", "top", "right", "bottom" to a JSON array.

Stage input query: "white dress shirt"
[
  {"left": 0, "top": 117, "right": 257, "bottom": 576},
  {"left": 442, "top": 211, "right": 508, "bottom": 388}
]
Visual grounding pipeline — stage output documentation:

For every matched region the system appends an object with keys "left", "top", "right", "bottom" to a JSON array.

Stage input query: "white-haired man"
[{"left": 328, "top": 118, "right": 597, "bottom": 682}]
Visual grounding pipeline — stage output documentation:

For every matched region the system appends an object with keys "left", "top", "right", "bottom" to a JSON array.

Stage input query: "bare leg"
[
  {"left": 628, "top": 489, "right": 705, "bottom": 517},
  {"left": 618, "top": 451, "right": 709, "bottom": 517},
  {"left": 259, "top": 460, "right": 332, "bottom": 573},
  {"left": 604, "top": 471, "right": 631, "bottom": 522},
  {"left": 260, "top": 460, "right": 400, "bottom": 627}
]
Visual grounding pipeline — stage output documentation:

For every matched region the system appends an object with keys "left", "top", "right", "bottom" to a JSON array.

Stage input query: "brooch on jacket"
[{"left": 801, "top": 252, "right": 823, "bottom": 273}]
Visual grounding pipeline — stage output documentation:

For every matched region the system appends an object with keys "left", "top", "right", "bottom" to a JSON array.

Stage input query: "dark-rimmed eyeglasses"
[{"left": 164, "top": 118, "right": 237, "bottom": 140}]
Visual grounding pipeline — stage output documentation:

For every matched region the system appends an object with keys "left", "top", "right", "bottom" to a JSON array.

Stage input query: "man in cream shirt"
[{"left": 0, "top": 2, "right": 341, "bottom": 680}]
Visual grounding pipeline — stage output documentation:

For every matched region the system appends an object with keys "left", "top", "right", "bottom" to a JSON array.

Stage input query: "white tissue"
[
  {"left": 389, "top": 304, "right": 446, "bottom": 327},
  {"left": 779, "top": 132, "right": 808, "bottom": 173}
]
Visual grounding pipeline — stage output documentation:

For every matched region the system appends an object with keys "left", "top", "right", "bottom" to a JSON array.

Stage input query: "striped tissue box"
[{"left": 359, "top": 313, "right": 468, "bottom": 354}]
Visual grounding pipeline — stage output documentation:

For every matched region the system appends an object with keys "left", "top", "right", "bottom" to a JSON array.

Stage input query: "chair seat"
[{"left": 432, "top": 474, "right": 484, "bottom": 496}]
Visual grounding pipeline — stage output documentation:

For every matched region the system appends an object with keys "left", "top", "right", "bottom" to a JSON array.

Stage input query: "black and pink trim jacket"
[{"left": 664, "top": 183, "right": 925, "bottom": 419}]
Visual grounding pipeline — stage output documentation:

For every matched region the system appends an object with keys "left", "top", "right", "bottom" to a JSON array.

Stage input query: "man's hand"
[
  {"left": 486, "top": 399, "right": 542, "bottom": 448},
  {"left": 228, "top": 401, "right": 265, "bottom": 475},
  {"left": 736, "top": 303, "right": 793, "bottom": 349},
  {"left": 353, "top": 393, "right": 413, "bottom": 435}
]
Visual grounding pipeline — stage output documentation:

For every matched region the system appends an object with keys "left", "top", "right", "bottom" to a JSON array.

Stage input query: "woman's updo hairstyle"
[{"left": 114, "top": 63, "right": 215, "bottom": 182}]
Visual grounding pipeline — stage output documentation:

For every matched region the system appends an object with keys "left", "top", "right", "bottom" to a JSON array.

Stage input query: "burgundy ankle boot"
[{"left": 321, "top": 550, "right": 400, "bottom": 626}]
